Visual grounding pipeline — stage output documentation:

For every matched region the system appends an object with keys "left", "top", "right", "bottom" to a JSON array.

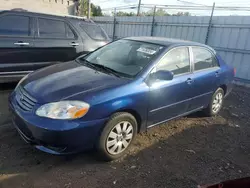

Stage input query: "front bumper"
[{"left": 9, "top": 92, "right": 108, "bottom": 155}]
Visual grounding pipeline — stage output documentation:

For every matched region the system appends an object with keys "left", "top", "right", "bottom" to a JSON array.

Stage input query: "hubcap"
[
  {"left": 212, "top": 92, "right": 223, "bottom": 113},
  {"left": 106, "top": 121, "right": 133, "bottom": 155}
]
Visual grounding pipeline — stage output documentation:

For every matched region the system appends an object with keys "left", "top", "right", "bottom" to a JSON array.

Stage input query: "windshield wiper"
[
  {"left": 77, "top": 59, "right": 125, "bottom": 78},
  {"left": 90, "top": 63, "right": 123, "bottom": 78},
  {"left": 78, "top": 59, "right": 99, "bottom": 70}
]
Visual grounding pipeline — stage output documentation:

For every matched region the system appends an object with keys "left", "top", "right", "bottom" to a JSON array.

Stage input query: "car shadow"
[{"left": 0, "top": 82, "right": 17, "bottom": 91}]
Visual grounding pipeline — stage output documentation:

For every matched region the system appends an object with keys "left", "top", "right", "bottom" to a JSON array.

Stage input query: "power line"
[
  {"left": 101, "top": 3, "right": 250, "bottom": 12},
  {"left": 92, "top": 0, "right": 109, "bottom": 3},
  {"left": 177, "top": 0, "right": 209, "bottom": 6},
  {"left": 102, "top": 4, "right": 137, "bottom": 10}
]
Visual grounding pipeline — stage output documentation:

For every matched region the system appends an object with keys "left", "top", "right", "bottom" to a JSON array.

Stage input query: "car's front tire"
[
  {"left": 97, "top": 112, "right": 137, "bottom": 161},
  {"left": 204, "top": 88, "right": 224, "bottom": 116}
]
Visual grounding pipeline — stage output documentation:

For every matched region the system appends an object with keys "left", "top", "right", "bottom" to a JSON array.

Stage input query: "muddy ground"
[{"left": 0, "top": 83, "right": 250, "bottom": 188}]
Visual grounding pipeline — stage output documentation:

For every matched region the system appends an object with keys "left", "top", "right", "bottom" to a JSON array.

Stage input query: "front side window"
[
  {"left": 80, "top": 40, "right": 164, "bottom": 78},
  {"left": 0, "top": 15, "right": 30, "bottom": 36},
  {"left": 192, "top": 47, "right": 218, "bottom": 71},
  {"left": 38, "top": 18, "right": 66, "bottom": 38},
  {"left": 156, "top": 47, "right": 190, "bottom": 75}
]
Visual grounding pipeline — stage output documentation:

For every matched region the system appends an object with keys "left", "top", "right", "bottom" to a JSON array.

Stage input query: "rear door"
[
  {"left": 0, "top": 13, "right": 35, "bottom": 75},
  {"left": 33, "top": 16, "right": 82, "bottom": 69},
  {"left": 188, "top": 46, "right": 221, "bottom": 111}
]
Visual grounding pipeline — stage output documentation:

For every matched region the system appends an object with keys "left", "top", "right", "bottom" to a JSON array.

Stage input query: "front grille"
[{"left": 15, "top": 86, "right": 37, "bottom": 111}]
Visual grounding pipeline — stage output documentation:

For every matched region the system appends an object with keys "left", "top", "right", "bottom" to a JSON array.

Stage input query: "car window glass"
[
  {"left": 79, "top": 22, "right": 108, "bottom": 40},
  {"left": 38, "top": 18, "right": 66, "bottom": 38},
  {"left": 98, "top": 42, "right": 132, "bottom": 60},
  {"left": 83, "top": 40, "right": 163, "bottom": 78},
  {"left": 193, "top": 47, "right": 218, "bottom": 71},
  {"left": 156, "top": 47, "right": 190, "bottom": 75},
  {"left": 0, "top": 15, "right": 29, "bottom": 36},
  {"left": 66, "top": 24, "right": 75, "bottom": 39}
]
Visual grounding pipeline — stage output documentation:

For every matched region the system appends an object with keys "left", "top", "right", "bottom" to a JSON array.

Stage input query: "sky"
[{"left": 91, "top": 0, "right": 250, "bottom": 16}]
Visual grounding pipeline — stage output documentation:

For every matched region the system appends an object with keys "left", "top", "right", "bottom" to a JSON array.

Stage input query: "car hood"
[{"left": 21, "top": 61, "right": 129, "bottom": 103}]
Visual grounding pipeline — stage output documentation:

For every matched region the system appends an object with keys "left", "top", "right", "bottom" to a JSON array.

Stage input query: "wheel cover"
[
  {"left": 212, "top": 92, "right": 223, "bottom": 113},
  {"left": 106, "top": 121, "right": 133, "bottom": 155}
]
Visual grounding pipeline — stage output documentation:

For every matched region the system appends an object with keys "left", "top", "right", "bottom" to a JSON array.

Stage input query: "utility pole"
[
  {"left": 137, "top": 0, "right": 141, "bottom": 16},
  {"left": 205, "top": 2, "right": 215, "bottom": 44},
  {"left": 88, "top": 0, "right": 91, "bottom": 18},
  {"left": 151, "top": 5, "right": 156, "bottom": 36},
  {"left": 112, "top": 8, "right": 117, "bottom": 40}
]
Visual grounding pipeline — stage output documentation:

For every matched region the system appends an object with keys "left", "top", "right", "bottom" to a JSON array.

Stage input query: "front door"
[
  {"left": 0, "top": 13, "right": 35, "bottom": 75},
  {"left": 147, "top": 47, "right": 193, "bottom": 127},
  {"left": 32, "top": 17, "right": 82, "bottom": 70}
]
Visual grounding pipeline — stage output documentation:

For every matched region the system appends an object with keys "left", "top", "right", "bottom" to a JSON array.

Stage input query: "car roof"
[
  {"left": 125, "top": 36, "right": 210, "bottom": 48},
  {"left": 0, "top": 10, "right": 93, "bottom": 23}
]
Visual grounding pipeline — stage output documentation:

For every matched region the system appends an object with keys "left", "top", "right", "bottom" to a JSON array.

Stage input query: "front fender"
[{"left": 82, "top": 81, "right": 149, "bottom": 131}]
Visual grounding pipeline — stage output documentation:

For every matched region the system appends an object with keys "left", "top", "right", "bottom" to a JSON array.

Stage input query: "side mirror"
[{"left": 151, "top": 70, "right": 174, "bottom": 81}]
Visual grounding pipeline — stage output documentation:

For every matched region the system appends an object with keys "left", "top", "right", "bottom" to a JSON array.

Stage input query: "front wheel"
[
  {"left": 203, "top": 88, "right": 224, "bottom": 116},
  {"left": 97, "top": 112, "right": 137, "bottom": 161}
]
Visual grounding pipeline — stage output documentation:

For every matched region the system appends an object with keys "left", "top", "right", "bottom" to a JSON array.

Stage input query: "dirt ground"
[{"left": 0, "top": 83, "right": 250, "bottom": 188}]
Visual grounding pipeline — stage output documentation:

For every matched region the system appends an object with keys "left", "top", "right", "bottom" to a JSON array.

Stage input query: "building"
[{"left": 0, "top": 0, "right": 79, "bottom": 15}]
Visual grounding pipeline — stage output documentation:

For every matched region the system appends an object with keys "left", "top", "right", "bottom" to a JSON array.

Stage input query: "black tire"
[
  {"left": 203, "top": 88, "right": 224, "bottom": 116},
  {"left": 97, "top": 112, "right": 137, "bottom": 161}
]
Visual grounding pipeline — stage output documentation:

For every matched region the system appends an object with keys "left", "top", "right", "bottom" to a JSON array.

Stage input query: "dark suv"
[{"left": 0, "top": 10, "right": 110, "bottom": 83}]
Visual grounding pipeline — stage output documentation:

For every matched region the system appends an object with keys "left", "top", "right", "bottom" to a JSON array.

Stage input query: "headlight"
[{"left": 36, "top": 101, "right": 90, "bottom": 120}]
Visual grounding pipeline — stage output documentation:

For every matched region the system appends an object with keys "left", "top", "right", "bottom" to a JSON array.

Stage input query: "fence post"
[
  {"left": 112, "top": 8, "right": 117, "bottom": 41},
  {"left": 205, "top": 2, "right": 215, "bottom": 44},
  {"left": 151, "top": 6, "right": 157, "bottom": 36}
]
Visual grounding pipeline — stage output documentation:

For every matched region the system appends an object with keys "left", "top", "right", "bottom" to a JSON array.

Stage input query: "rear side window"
[
  {"left": 0, "top": 15, "right": 30, "bottom": 36},
  {"left": 38, "top": 18, "right": 66, "bottom": 38},
  {"left": 79, "top": 22, "right": 108, "bottom": 40},
  {"left": 192, "top": 47, "right": 218, "bottom": 71},
  {"left": 156, "top": 47, "right": 190, "bottom": 75}
]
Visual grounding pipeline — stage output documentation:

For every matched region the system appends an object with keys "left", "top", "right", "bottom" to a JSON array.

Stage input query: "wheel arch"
[
  {"left": 219, "top": 84, "right": 227, "bottom": 95},
  {"left": 113, "top": 109, "right": 142, "bottom": 133}
]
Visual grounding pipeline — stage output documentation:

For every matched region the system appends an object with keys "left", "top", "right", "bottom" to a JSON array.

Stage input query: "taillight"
[{"left": 233, "top": 68, "right": 236, "bottom": 76}]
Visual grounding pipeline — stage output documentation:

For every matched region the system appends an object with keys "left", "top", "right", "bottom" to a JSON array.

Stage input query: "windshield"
[
  {"left": 79, "top": 40, "right": 164, "bottom": 78},
  {"left": 80, "top": 23, "right": 108, "bottom": 40}
]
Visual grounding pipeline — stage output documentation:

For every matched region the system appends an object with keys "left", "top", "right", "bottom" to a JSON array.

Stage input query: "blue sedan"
[{"left": 9, "top": 37, "right": 235, "bottom": 160}]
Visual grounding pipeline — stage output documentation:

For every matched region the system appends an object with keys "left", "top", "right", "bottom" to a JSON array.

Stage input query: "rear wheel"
[
  {"left": 97, "top": 112, "right": 137, "bottom": 161},
  {"left": 204, "top": 88, "right": 224, "bottom": 116}
]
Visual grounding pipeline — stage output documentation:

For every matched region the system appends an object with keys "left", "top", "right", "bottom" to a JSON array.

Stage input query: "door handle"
[
  {"left": 70, "top": 42, "right": 79, "bottom": 46},
  {"left": 186, "top": 78, "right": 193, "bottom": 85},
  {"left": 215, "top": 71, "right": 220, "bottom": 77},
  {"left": 14, "top": 42, "right": 30, "bottom": 46}
]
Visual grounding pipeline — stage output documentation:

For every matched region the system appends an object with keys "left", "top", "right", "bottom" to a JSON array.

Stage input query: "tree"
[
  {"left": 104, "top": 8, "right": 191, "bottom": 17},
  {"left": 78, "top": 0, "right": 103, "bottom": 17},
  {"left": 78, "top": 0, "right": 88, "bottom": 16},
  {"left": 142, "top": 8, "right": 170, "bottom": 16},
  {"left": 155, "top": 8, "right": 171, "bottom": 16},
  {"left": 92, "top": 4, "right": 103, "bottom": 16},
  {"left": 172, "top": 12, "right": 191, "bottom": 16},
  {"left": 115, "top": 11, "right": 136, "bottom": 16}
]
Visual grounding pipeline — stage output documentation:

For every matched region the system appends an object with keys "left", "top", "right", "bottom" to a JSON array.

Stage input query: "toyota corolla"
[{"left": 9, "top": 37, "right": 235, "bottom": 160}]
